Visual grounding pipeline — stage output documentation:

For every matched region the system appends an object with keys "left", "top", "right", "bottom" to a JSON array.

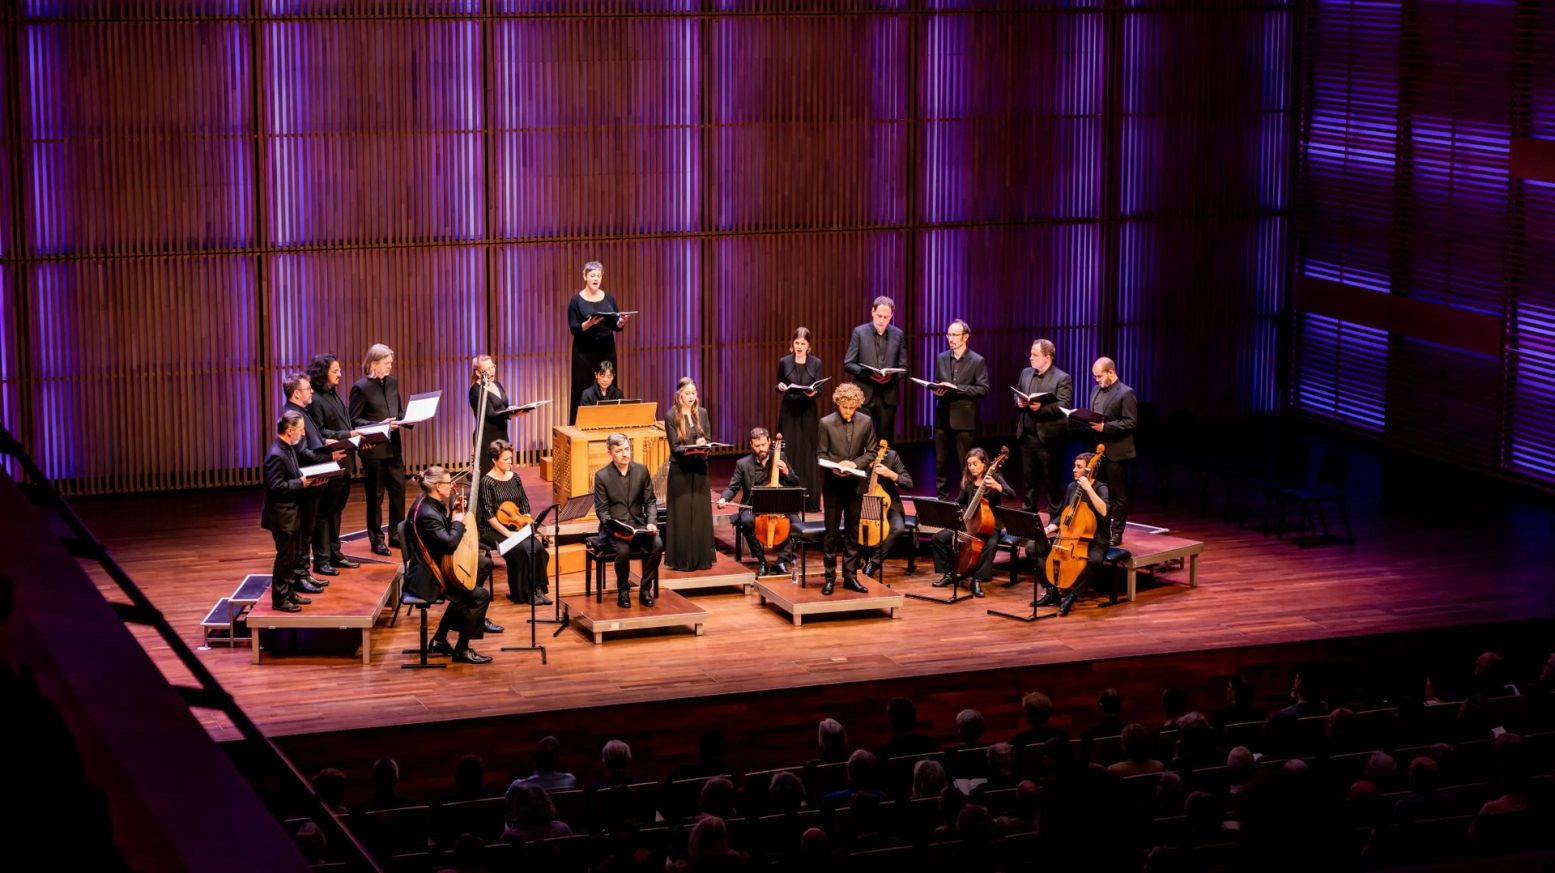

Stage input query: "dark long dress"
[
  {"left": 664, "top": 407, "right": 714, "bottom": 571},
  {"left": 776, "top": 353, "right": 824, "bottom": 512},
  {"left": 477, "top": 471, "right": 549, "bottom": 602},
  {"left": 469, "top": 380, "right": 510, "bottom": 476},
  {"left": 568, "top": 291, "right": 622, "bottom": 425}
]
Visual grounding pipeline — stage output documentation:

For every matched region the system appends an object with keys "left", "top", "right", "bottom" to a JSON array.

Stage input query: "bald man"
[{"left": 1087, "top": 358, "right": 1137, "bottom": 547}]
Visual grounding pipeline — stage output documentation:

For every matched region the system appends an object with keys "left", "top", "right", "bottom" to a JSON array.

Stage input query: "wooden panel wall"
[{"left": 0, "top": 1, "right": 1292, "bottom": 495}]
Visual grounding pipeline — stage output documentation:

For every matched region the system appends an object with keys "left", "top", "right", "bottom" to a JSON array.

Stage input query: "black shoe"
[
  {"left": 483, "top": 620, "right": 505, "bottom": 634},
  {"left": 1034, "top": 587, "right": 1060, "bottom": 607},
  {"left": 453, "top": 648, "right": 492, "bottom": 665},
  {"left": 429, "top": 639, "right": 455, "bottom": 657},
  {"left": 821, "top": 579, "right": 835, "bottom": 596},
  {"left": 862, "top": 560, "right": 881, "bottom": 578},
  {"left": 757, "top": 562, "right": 771, "bottom": 577},
  {"left": 1058, "top": 589, "right": 1080, "bottom": 617},
  {"left": 773, "top": 562, "right": 789, "bottom": 575},
  {"left": 313, "top": 564, "right": 340, "bottom": 577},
  {"left": 932, "top": 573, "right": 954, "bottom": 588},
  {"left": 842, "top": 577, "right": 868, "bottom": 594},
  {"left": 618, "top": 591, "right": 632, "bottom": 609},
  {"left": 288, "top": 593, "right": 312, "bottom": 605},
  {"left": 639, "top": 590, "right": 655, "bottom": 608},
  {"left": 331, "top": 556, "right": 360, "bottom": 569},
  {"left": 971, "top": 580, "right": 985, "bottom": 598},
  {"left": 532, "top": 593, "right": 553, "bottom": 606},
  {"left": 299, "top": 580, "right": 326, "bottom": 594},
  {"left": 273, "top": 600, "right": 302, "bottom": 613},
  {"left": 371, "top": 542, "right": 392, "bottom": 556}
]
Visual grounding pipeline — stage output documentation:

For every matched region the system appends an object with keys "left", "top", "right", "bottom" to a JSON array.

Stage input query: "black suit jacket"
[
  {"left": 1089, "top": 381, "right": 1138, "bottom": 461},
  {"left": 307, "top": 386, "right": 357, "bottom": 475},
  {"left": 283, "top": 400, "right": 329, "bottom": 467},
  {"left": 721, "top": 452, "right": 800, "bottom": 503},
  {"left": 818, "top": 411, "right": 877, "bottom": 489},
  {"left": 843, "top": 323, "right": 907, "bottom": 406},
  {"left": 594, "top": 462, "right": 657, "bottom": 533},
  {"left": 260, "top": 438, "right": 306, "bottom": 533},
  {"left": 403, "top": 495, "right": 464, "bottom": 601},
  {"left": 1014, "top": 365, "right": 1074, "bottom": 442},
  {"left": 933, "top": 349, "right": 990, "bottom": 432},
  {"left": 349, "top": 375, "right": 404, "bottom": 461}
]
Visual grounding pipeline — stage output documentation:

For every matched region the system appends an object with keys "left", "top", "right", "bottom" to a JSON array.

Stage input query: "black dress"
[
  {"left": 665, "top": 407, "right": 714, "bottom": 571},
  {"left": 477, "top": 472, "right": 549, "bottom": 602},
  {"left": 777, "top": 353, "right": 824, "bottom": 512},
  {"left": 568, "top": 291, "right": 623, "bottom": 425},
  {"left": 469, "top": 380, "right": 510, "bottom": 476}
]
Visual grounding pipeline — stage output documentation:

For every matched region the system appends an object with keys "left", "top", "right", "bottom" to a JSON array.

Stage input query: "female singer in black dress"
[
  {"left": 567, "top": 260, "right": 630, "bottom": 424},
  {"left": 776, "top": 327, "right": 824, "bottom": 512},
  {"left": 664, "top": 377, "right": 715, "bottom": 571},
  {"left": 469, "top": 355, "right": 530, "bottom": 476},
  {"left": 478, "top": 440, "right": 551, "bottom": 605}
]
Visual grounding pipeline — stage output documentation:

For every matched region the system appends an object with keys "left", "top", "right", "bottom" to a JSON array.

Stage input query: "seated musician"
[
  {"left": 404, "top": 466, "right": 497, "bottom": 664},
  {"left": 929, "top": 448, "right": 1011, "bottom": 598},
  {"left": 593, "top": 432, "right": 664, "bottom": 609},
  {"left": 717, "top": 427, "right": 800, "bottom": 576},
  {"left": 860, "top": 446, "right": 914, "bottom": 579},
  {"left": 479, "top": 440, "right": 551, "bottom": 606},
  {"left": 579, "top": 360, "right": 624, "bottom": 406},
  {"left": 1030, "top": 452, "right": 1110, "bottom": 616}
]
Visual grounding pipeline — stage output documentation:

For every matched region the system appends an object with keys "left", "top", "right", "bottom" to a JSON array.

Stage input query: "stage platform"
[
  {"left": 245, "top": 563, "right": 399, "bottom": 665},
  {"left": 562, "top": 589, "right": 708, "bottom": 645},
  {"left": 753, "top": 574, "right": 903, "bottom": 626},
  {"left": 67, "top": 460, "right": 1555, "bottom": 743}
]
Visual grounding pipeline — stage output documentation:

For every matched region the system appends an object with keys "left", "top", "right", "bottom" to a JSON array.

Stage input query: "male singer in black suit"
[
  {"left": 1087, "top": 357, "right": 1138, "bottom": 546},
  {"left": 843, "top": 296, "right": 907, "bottom": 443},
  {"left": 594, "top": 433, "right": 664, "bottom": 609},
  {"left": 717, "top": 427, "right": 800, "bottom": 576},
  {"left": 261, "top": 412, "right": 325, "bottom": 612},
  {"left": 306, "top": 353, "right": 361, "bottom": 573},
  {"left": 859, "top": 446, "right": 914, "bottom": 579},
  {"left": 282, "top": 372, "right": 344, "bottom": 591},
  {"left": 404, "top": 466, "right": 495, "bottom": 664},
  {"left": 931, "top": 320, "right": 990, "bottom": 500},
  {"left": 1014, "top": 339, "right": 1074, "bottom": 523},
  {"left": 817, "top": 383, "right": 876, "bottom": 595},
  {"left": 350, "top": 343, "right": 407, "bottom": 556}
]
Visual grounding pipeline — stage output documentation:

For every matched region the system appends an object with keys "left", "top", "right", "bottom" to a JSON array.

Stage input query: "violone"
[
  {"left": 857, "top": 440, "right": 891, "bottom": 548},
  {"left": 952, "top": 447, "right": 1011, "bottom": 576},
  {"left": 441, "top": 377, "right": 489, "bottom": 592},
  {"left": 752, "top": 434, "right": 791, "bottom": 552},
  {"left": 1048, "top": 444, "right": 1106, "bottom": 591}
]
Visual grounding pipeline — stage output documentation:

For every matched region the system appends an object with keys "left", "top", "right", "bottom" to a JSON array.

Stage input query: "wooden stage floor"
[{"left": 72, "top": 462, "right": 1555, "bottom": 743}]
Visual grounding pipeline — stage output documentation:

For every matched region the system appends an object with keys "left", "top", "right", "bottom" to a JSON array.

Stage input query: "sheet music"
[
  {"left": 497, "top": 525, "right": 533, "bottom": 555},
  {"left": 399, "top": 390, "right": 442, "bottom": 425},
  {"left": 300, "top": 461, "right": 344, "bottom": 480},
  {"left": 911, "top": 377, "right": 957, "bottom": 391},
  {"left": 819, "top": 458, "right": 868, "bottom": 478}
]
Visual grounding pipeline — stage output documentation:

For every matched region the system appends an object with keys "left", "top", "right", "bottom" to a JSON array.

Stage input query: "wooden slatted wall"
[{"left": 0, "top": 1, "right": 1292, "bottom": 495}]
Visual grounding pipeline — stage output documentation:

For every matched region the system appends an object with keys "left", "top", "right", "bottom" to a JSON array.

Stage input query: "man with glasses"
[
  {"left": 931, "top": 320, "right": 989, "bottom": 499},
  {"left": 282, "top": 372, "right": 346, "bottom": 591},
  {"left": 405, "top": 466, "right": 496, "bottom": 664}
]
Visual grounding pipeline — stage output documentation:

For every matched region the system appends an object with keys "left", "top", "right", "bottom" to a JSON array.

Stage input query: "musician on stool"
[
  {"left": 860, "top": 446, "right": 914, "bottom": 579},
  {"left": 1031, "top": 452, "right": 1110, "bottom": 616},
  {"left": 717, "top": 427, "right": 800, "bottom": 576},
  {"left": 929, "top": 448, "right": 1011, "bottom": 599},
  {"left": 405, "top": 466, "right": 496, "bottom": 664},
  {"left": 594, "top": 432, "right": 664, "bottom": 609}
]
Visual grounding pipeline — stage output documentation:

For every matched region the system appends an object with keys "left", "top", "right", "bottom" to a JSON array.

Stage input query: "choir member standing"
[
  {"left": 469, "top": 355, "right": 531, "bottom": 477},
  {"left": 1087, "top": 357, "right": 1137, "bottom": 546},
  {"left": 306, "top": 354, "right": 361, "bottom": 573},
  {"left": 843, "top": 296, "right": 907, "bottom": 443},
  {"left": 931, "top": 320, "right": 990, "bottom": 499},
  {"left": 776, "top": 327, "right": 824, "bottom": 512},
  {"left": 664, "top": 377, "right": 715, "bottom": 572},
  {"left": 568, "top": 260, "right": 630, "bottom": 425},
  {"left": 349, "top": 343, "right": 407, "bottom": 556},
  {"left": 261, "top": 412, "right": 324, "bottom": 612},
  {"left": 1014, "top": 339, "right": 1074, "bottom": 522}
]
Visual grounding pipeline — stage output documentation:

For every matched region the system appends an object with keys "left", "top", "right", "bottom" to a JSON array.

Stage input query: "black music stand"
[
  {"left": 532, "top": 494, "right": 595, "bottom": 638},
  {"left": 904, "top": 498, "right": 972, "bottom": 605},
  {"left": 750, "top": 486, "right": 805, "bottom": 580},
  {"left": 988, "top": 507, "right": 1054, "bottom": 623}
]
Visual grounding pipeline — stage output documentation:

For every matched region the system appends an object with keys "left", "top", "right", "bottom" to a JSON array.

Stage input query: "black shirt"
[
  {"left": 580, "top": 383, "right": 624, "bottom": 406},
  {"left": 1017, "top": 365, "right": 1075, "bottom": 436},
  {"left": 1088, "top": 380, "right": 1138, "bottom": 461},
  {"left": 721, "top": 452, "right": 800, "bottom": 503},
  {"left": 593, "top": 461, "right": 656, "bottom": 532}
]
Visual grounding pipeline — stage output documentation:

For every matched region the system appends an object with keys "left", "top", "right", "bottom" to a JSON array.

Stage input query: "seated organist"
[
  {"left": 717, "top": 427, "right": 801, "bottom": 577},
  {"left": 580, "top": 360, "right": 625, "bottom": 407},
  {"left": 593, "top": 432, "right": 664, "bottom": 609}
]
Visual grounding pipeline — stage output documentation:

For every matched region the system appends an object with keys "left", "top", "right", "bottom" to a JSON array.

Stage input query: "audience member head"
[
  {"left": 1121, "top": 723, "right": 1156, "bottom": 763},
  {"left": 1184, "top": 790, "right": 1222, "bottom": 837},
  {"left": 1174, "top": 711, "right": 1214, "bottom": 762},
  {"left": 370, "top": 757, "right": 399, "bottom": 800},
  {"left": 534, "top": 735, "right": 563, "bottom": 773},
  {"left": 956, "top": 803, "right": 995, "bottom": 847},
  {"left": 1098, "top": 688, "right": 1123, "bottom": 718},
  {"left": 799, "top": 827, "right": 830, "bottom": 866},
  {"left": 1345, "top": 778, "right": 1385, "bottom": 829},
  {"left": 601, "top": 739, "right": 632, "bottom": 777},
  {"left": 698, "top": 776, "right": 736, "bottom": 819},
  {"left": 1474, "top": 651, "right": 1506, "bottom": 695},
  {"left": 845, "top": 749, "right": 880, "bottom": 791},
  {"left": 450, "top": 833, "right": 485, "bottom": 867},
  {"left": 938, "top": 785, "right": 968, "bottom": 827},
  {"left": 1228, "top": 672, "right": 1256, "bottom": 709},
  {"left": 768, "top": 770, "right": 805, "bottom": 814},
  {"left": 686, "top": 815, "right": 733, "bottom": 864},
  {"left": 1155, "top": 771, "right": 1186, "bottom": 817},
  {"left": 1407, "top": 756, "right": 1440, "bottom": 794},
  {"left": 312, "top": 767, "right": 347, "bottom": 813},
  {"left": 887, "top": 697, "right": 918, "bottom": 736},
  {"left": 956, "top": 708, "right": 986, "bottom": 746},
  {"left": 1021, "top": 691, "right": 1053, "bottom": 728},
  {"left": 987, "top": 742, "right": 1015, "bottom": 777},
  {"left": 1326, "top": 707, "right": 1357, "bottom": 750},
  {"left": 1226, "top": 745, "right": 1256, "bottom": 788},
  {"left": 817, "top": 718, "right": 848, "bottom": 761},
  {"left": 505, "top": 782, "right": 556, "bottom": 828},
  {"left": 293, "top": 821, "right": 327, "bottom": 863},
  {"left": 1493, "top": 732, "right": 1529, "bottom": 795},
  {"left": 453, "top": 754, "right": 485, "bottom": 799},
  {"left": 912, "top": 758, "right": 948, "bottom": 800}
]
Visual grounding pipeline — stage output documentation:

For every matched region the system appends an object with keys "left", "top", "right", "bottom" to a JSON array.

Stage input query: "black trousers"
[
  {"left": 934, "top": 427, "right": 976, "bottom": 499},
  {"left": 362, "top": 455, "right": 406, "bottom": 545},
  {"left": 312, "top": 476, "right": 351, "bottom": 563},
  {"left": 735, "top": 508, "right": 797, "bottom": 564},
  {"left": 1098, "top": 456, "right": 1130, "bottom": 544},
  {"left": 498, "top": 537, "right": 549, "bottom": 602},
  {"left": 864, "top": 396, "right": 896, "bottom": 444},
  {"left": 867, "top": 507, "right": 910, "bottom": 564},
  {"left": 822, "top": 482, "right": 863, "bottom": 577},
  {"left": 293, "top": 492, "right": 321, "bottom": 579},
  {"left": 931, "top": 529, "right": 1000, "bottom": 581},
  {"left": 435, "top": 585, "right": 493, "bottom": 649},
  {"left": 268, "top": 526, "right": 307, "bottom": 605},
  {"left": 608, "top": 532, "right": 664, "bottom": 594},
  {"left": 1020, "top": 430, "right": 1068, "bottom": 521},
  {"left": 1030, "top": 539, "right": 1104, "bottom": 593}
]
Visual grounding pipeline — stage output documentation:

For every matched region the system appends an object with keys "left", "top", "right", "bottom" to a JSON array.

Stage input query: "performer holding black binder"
[
  {"left": 1085, "top": 357, "right": 1137, "bottom": 546},
  {"left": 665, "top": 377, "right": 717, "bottom": 572},
  {"left": 350, "top": 343, "right": 407, "bottom": 556},
  {"left": 306, "top": 354, "right": 361, "bottom": 574},
  {"left": 776, "top": 327, "right": 825, "bottom": 512},
  {"left": 567, "top": 260, "right": 632, "bottom": 424},
  {"left": 594, "top": 433, "right": 663, "bottom": 608},
  {"left": 469, "top": 355, "right": 535, "bottom": 476},
  {"left": 1014, "top": 339, "right": 1073, "bottom": 523},
  {"left": 843, "top": 296, "right": 907, "bottom": 443}
]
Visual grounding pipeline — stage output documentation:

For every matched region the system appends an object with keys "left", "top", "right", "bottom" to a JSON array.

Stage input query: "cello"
[
  {"left": 441, "top": 375, "right": 490, "bottom": 592},
  {"left": 952, "top": 446, "right": 1011, "bottom": 577},
  {"left": 752, "top": 434, "right": 792, "bottom": 553},
  {"left": 856, "top": 440, "right": 891, "bottom": 548},
  {"left": 1047, "top": 444, "right": 1106, "bottom": 591}
]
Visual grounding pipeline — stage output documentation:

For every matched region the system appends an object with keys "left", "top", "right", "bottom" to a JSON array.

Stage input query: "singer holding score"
[
  {"left": 665, "top": 377, "right": 716, "bottom": 572},
  {"left": 776, "top": 327, "right": 824, "bottom": 512},
  {"left": 568, "top": 260, "right": 630, "bottom": 424},
  {"left": 478, "top": 440, "right": 551, "bottom": 606},
  {"left": 469, "top": 355, "right": 533, "bottom": 477}
]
